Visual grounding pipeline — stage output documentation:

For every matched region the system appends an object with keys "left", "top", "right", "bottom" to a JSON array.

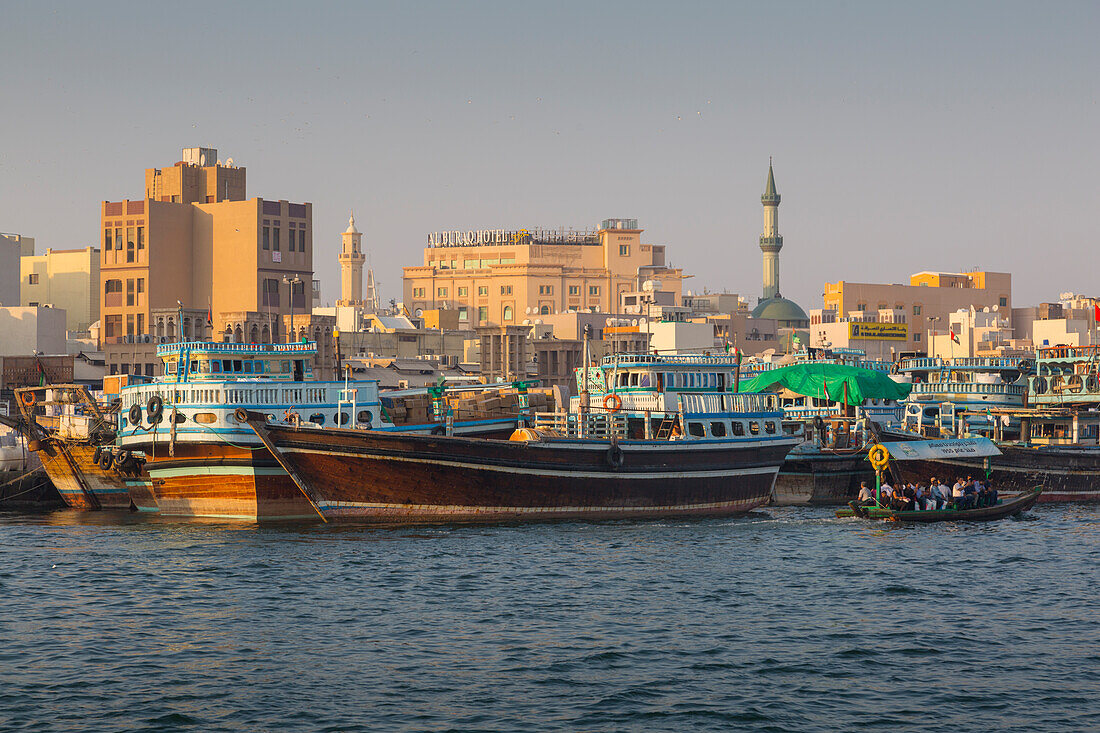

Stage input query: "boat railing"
[
  {"left": 600, "top": 353, "right": 747, "bottom": 367},
  {"left": 532, "top": 411, "right": 628, "bottom": 440},
  {"left": 898, "top": 356, "right": 1024, "bottom": 372},
  {"left": 119, "top": 380, "right": 367, "bottom": 410},
  {"left": 680, "top": 392, "right": 778, "bottom": 414},
  {"left": 157, "top": 340, "right": 318, "bottom": 357},
  {"left": 909, "top": 381, "right": 1025, "bottom": 396}
]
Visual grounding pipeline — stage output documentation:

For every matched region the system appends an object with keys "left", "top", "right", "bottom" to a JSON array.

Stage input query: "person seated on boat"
[
  {"left": 913, "top": 484, "right": 931, "bottom": 511},
  {"left": 901, "top": 483, "right": 920, "bottom": 511},
  {"left": 879, "top": 481, "right": 894, "bottom": 501},
  {"left": 951, "top": 478, "right": 967, "bottom": 509},
  {"left": 929, "top": 478, "right": 949, "bottom": 510},
  {"left": 961, "top": 478, "right": 979, "bottom": 509},
  {"left": 669, "top": 421, "right": 683, "bottom": 440},
  {"left": 856, "top": 481, "right": 876, "bottom": 506}
]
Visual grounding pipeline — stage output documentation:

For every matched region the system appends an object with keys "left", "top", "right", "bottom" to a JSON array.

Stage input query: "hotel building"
[{"left": 402, "top": 219, "right": 684, "bottom": 327}]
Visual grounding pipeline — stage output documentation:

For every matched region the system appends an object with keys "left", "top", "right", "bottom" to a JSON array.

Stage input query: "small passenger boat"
[
  {"left": 836, "top": 488, "right": 1041, "bottom": 522},
  {"left": 834, "top": 436, "right": 1041, "bottom": 522}
]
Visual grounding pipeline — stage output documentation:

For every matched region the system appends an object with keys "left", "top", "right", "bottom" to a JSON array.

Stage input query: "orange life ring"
[
  {"left": 19, "top": 391, "right": 36, "bottom": 407},
  {"left": 603, "top": 394, "right": 622, "bottom": 413}
]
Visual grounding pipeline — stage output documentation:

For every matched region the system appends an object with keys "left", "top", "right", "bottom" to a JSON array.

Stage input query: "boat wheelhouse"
[
  {"left": 1029, "top": 344, "right": 1100, "bottom": 407},
  {"left": 895, "top": 356, "right": 1030, "bottom": 437}
]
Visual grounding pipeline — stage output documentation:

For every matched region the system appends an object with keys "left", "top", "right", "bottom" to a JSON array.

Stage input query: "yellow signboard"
[{"left": 848, "top": 322, "right": 908, "bottom": 340}]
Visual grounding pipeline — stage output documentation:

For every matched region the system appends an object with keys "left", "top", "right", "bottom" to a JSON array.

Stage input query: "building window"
[
  {"left": 619, "top": 245, "right": 629, "bottom": 256},
  {"left": 437, "top": 287, "right": 448, "bottom": 298},
  {"left": 856, "top": 303, "right": 866, "bottom": 312},
  {"left": 137, "top": 226, "right": 144, "bottom": 250},
  {"left": 589, "top": 286, "right": 600, "bottom": 296},
  {"left": 413, "top": 287, "right": 425, "bottom": 298},
  {"left": 539, "top": 285, "right": 553, "bottom": 295},
  {"left": 262, "top": 278, "right": 280, "bottom": 306},
  {"left": 569, "top": 285, "right": 580, "bottom": 295},
  {"left": 914, "top": 333, "right": 921, "bottom": 342},
  {"left": 458, "top": 287, "right": 468, "bottom": 297},
  {"left": 27, "top": 273, "right": 39, "bottom": 284},
  {"left": 137, "top": 313, "right": 145, "bottom": 334},
  {"left": 503, "top": 306, "right": 513, "bottom": 321},
  {"left": 126, "top": 314, "right": 135, "bottom": 336},
  {"left": 299, "top": 230, "right": 306, "bottom": 252},
  {"left": 263, "top": 227, "right": 270, "bottom": 250},
  {"left": 913, "top": 305, "right": 921, "bottom": 315},
  {"left": 115, "top": 228, "right": 123, "bottom": 250},
  {"left": 273, "top": 227, "right": 280, "bottom": 251},
  {"left": 540, "top": 305, "right": 551, "bottom": 315},
  {"left": 478, "top": 286, "right": 488, "bottom": 296},
  {"left": 478, "top": 306, "right": 488, "bottom": 323},
  {"left": 126, "top": 279, "right": 135, "bottom": 306},
  {"left": 999, "top": 297, "right": 1007, "bottom": 307},
  {"left": 104, "top": 315, "right": 122, "bottom": 338},
  {"left": 501, "top": 285, "right": 512, "bottom": 295},
  {"left": 291, "top": 280, "right": 305, "bottom": 309},
  {"left": 458, "top": 307, "right": 468, "bottom": 321}
]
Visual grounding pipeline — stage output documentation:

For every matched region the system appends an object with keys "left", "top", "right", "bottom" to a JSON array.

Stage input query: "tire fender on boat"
[
  {"left": 606, "top": 443, "right": 625, "bottom": 470},
  {"left": 128, "top": 403, "right": 142, "bottom": 427},
  {"left": 99, "top": 450, "right": 113, "bottom": 470},
  {"left": 147, "top": 395, "right": 164, "bottom": 423},
  {"left": 92, "top": 445, "right": 102, "bottom": 463}
]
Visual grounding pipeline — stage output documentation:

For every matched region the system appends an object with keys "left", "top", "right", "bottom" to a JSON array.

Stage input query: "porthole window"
[
  {"left": 765, "top": 421, "right": 777, "bottom": 434},
  {"left": 731, "top": 421, "right": 745, "bottom": 436},
  {"left": 337, "top": 412, "right": 350, "bottom": 426},
  {"left": 357, "top": 410, "right": 374, "bottom": 425},
  {"left": 749, "top": 421, "right": 760, "bottom": 435},
  {"left": 710, "top": 421, "right": 727, "bottom": 437},
  {"left": 193, "top": 412, "right": 216, "bottom": 424},
  {"left": 172, "top": 412, "right": 187, "bottom": 424},
  {"left": 687, "top": 422, "right": 706, "bottom": 438},
  {"left": 309, "top": 413, "right": 326, "bottom": 425}
]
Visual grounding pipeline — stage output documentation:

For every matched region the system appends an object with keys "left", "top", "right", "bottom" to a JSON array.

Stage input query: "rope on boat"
[{"left": 0, "top": 467, "right": 49, "bottom": 503}]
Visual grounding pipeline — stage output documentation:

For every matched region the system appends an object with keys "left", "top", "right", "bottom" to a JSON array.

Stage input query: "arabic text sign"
[{"left": 881, "top": 438, "right": 1001, "bottom": 461}]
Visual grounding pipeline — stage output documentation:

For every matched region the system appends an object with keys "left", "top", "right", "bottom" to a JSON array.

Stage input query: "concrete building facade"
[
  {"left": 99, "top": 148, "right": 313, "bottom": 347},
  {"left": 1, "top": 233, "right": 34, "bottom": 307},
  {"left": 403, "top": 219, "right": 685, "bottom": 328},
  {"left": 818, "top": 270, "right": 1012, "bottom": 355},
  {"left": 21, "top": 246, "right": 100, "bottom": 331},
  {"left": 0, "top": 306, "right": 67, "bottom": 356}
]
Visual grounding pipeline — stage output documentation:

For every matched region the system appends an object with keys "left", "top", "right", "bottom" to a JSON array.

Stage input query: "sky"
[{"left": 2, "top": 1, "right": 1098, "bottom": 310}]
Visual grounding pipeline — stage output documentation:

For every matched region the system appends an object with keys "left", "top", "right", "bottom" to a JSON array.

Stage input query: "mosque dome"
[
  {"left": 750, "top": 294, "right": 810, "bottom": 327},
  {"left": 345, "top": 213, "right": 360, "bottom": 235}
]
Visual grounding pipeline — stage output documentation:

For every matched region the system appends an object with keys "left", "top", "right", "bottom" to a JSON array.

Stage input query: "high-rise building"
[
  {"left": 99, "top": 147, "right": 313, "bottom": 347},
  {"left": 750, "top": 162, "right": 809, "bottom": 329},
  {"left": 403, "top": 219, "right": 684, "bottom": 327},
  {"left": 337, "top": 213, "right": 365, "bottom": 306}
]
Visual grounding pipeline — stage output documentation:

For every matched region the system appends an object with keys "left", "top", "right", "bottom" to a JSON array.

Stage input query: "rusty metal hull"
[{"left": 260, "top": 425, "right": 797, "bottom": 523}]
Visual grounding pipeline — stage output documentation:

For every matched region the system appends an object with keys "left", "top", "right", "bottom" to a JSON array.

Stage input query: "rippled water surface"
[{"left": 0, "top": 504, "right": 1097, "bottom": 732}]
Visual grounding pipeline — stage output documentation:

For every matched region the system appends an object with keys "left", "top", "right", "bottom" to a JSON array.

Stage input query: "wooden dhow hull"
[
  {"left": 772, "top": 448, "right": 873, "bottom": 506},
  {"left": 254, "top": 423, "right": 797, "bottom": 523},
  {"left": 31, "top": 440, "right": 136, "bottom": 511}
]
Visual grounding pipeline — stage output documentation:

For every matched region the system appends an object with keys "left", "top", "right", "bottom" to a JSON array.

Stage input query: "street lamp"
[
  {"left": 283, "top": 274, "right": 302, "bottom": 343},
  {"left": 928, "top": 316, "right": 941, "bottom": 360}
]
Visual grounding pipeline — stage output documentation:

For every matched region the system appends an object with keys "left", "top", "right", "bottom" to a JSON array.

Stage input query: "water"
[{"left": 0, "top": 505, "right": 1097, "bottom": 732}]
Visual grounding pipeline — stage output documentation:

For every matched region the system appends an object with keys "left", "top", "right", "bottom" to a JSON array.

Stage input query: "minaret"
[
  {"left": 759, "top": 159, "right": 783, "bottom": 301},
  {"left": 338, "top": 213, "right": 365, "bottom": 306},
  {"left": 364, "top": 268, "right": 380, "bottom": 313}
]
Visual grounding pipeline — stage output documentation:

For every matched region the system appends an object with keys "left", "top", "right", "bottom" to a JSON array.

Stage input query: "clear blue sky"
[{"left": 2, "top": 1, "right": 1097, "bottom": 309}]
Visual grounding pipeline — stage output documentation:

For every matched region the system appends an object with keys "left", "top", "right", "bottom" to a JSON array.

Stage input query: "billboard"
[{"left": 848, "top": 322, "right": 908, "bottom": 340}]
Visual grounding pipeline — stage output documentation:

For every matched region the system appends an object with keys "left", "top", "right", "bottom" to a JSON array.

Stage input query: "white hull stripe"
[
  {"left": 317, "top": 498, "right": 766, "bottom": 513},
  {"left": 282, "top": 446, "right": 781, "bottom": 480},
  {"left": 147, "top": 465, "right": 288, "bottom": 479}
]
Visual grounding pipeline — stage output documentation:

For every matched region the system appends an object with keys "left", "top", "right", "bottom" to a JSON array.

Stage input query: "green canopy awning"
[{"left": 739, "top": 363, "right": 912, "bottom": 403}]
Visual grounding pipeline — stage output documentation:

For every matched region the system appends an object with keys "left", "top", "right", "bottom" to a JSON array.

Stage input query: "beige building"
[
  {"left": 21, "top": 246, "right": 100, "bottom": 331},
  {"left": 0, "top": 306, "right": 67, "bottom": 356},
  {"left": 99, "top": 148, "right": 313, "bottom": 347},
  {"left": 819, "top": 270, "right": 1012, "bottom": 355},
  {"left": 927, "top": 307, "right": 1021, "bottom": 358},
  {"left": 403, "top": 219, "right": 685, "bottom": 328}
]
